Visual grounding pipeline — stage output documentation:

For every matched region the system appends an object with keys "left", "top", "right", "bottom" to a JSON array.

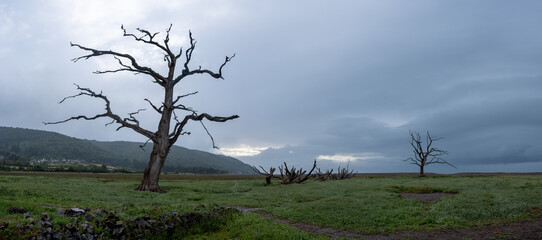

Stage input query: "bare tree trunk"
[
  {"left": 135, "top": 140, "right": 171, "bottom": 192},
  {"left": 136, "top": 150, "right": 165, "bottom": 192},
  {"left": 419, "top": 165, "right": 425, "bottom": 178},
  {"left": 135, "top": 84, "right": 174, "bottom": 192}
]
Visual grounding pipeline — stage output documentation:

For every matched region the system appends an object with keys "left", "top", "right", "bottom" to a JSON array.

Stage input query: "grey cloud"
[{"left": 1, "top": 1, "right": 542, "bottom": 173}]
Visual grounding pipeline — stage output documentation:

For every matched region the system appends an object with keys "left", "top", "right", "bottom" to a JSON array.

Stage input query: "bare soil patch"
[{"left": 230, "top": 206, "right": 542, "bottom": 239}]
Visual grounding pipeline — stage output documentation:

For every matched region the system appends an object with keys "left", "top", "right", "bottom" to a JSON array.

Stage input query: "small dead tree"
[
  {"left": 333, "top": 163, "right": 356, "bottom": 180},
  {"left": 45, "top": 25, "right": 238, "bottom": 192},
  {"left": 278, "top": 159, "right": 317, "bottom": 184},
  {"left": 313, "top": 168, "right": 333, "bottom": 181},
  {"left": 252, "top": 166, "right": 278, "bottom": 185},
  {"left": 405, "top": 131, "right": 455, "bottom": 177}
]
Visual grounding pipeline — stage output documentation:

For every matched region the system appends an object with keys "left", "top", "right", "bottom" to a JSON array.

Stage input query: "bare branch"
[
  {"left": 188, "top": 113, "right": 239, "bottom": 123},
  {"left": 44, "top": 113, "right": 110, "bottom": 125},
  {"left": 300, "top": 159, "right": 318, "bottom": 183},
  {"left": 171, "top": 91, "right": 200, "bottom": 114},
  {"left": 252, "top": 166, "right": 270, "bottom": 175},
  {"left": 169, "top": 113, "right": 239, "bottom": 147},
  {"left": 139, "top": 138, "right": 152, "bottom": 152},
  {"left": 172, "top": 91, "right": 199, "bottom": 105},
  {"left": 175, "top": 47, "right": 183, "bottom": 60},
  {"left": 163, "top": 23, "right": 172, "bottom": 47},
  {"left": 144, "top": 98, "right": 163, "bottom": 114},
  {"left": 199, "top": 121, "right": 218, "bottom": 149},
  {"left": 173, "top": 105, "right": 196, "bottom": 115},
  {"left": 70, "top": 42, "right": 166, "bottom": 86},
  {"left": 93, "top": 56, "right": 138, "bottom": 75},
  {"left": 217, "top": 54, "right": 236, "bottom": 78},
  {"left": 124, "top": 108, "right": 146, "bottom": 126},
  {"left": 169, "top": 111, "right": 191, "bottom": 139},
  {"left": 121, "top": 25, "right": 169, "bottom": 54},
  {"left": 172, "top": 31, "right": 235, "bottom": 85},
  {"left": 44, "top": 85, "right": 155, "bottom": 141},
  {"left": 183, "top": 31, "right": 196, "bottom": 72},
  {"left": 174, "top": 54, "right": 236, "bottom": 84},
  {"left": 105, "top": 119, "right": 115, "bottom": 127}
]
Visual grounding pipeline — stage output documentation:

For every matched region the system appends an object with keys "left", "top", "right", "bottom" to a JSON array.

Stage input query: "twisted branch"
[
  {"left": 169, "top": 113, "right": 239, "bottom": 146},
  {"left": 172, "top": 31, "right": 235, "bottom": 85},
  {"left": 44, "top": 84, "right": 155, "bottom": 141},
  {"left": 70, "top": 42, "right": 166, "bottom": 86}
]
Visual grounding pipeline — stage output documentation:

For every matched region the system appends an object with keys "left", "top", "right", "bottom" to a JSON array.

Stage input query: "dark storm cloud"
[{"left": 1, "top": 1, "right": 541, "bottom": 173}]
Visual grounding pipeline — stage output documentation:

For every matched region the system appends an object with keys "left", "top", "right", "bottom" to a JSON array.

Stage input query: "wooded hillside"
[{"left": 0, "top": 126, "right": 253, "bottom": 174}]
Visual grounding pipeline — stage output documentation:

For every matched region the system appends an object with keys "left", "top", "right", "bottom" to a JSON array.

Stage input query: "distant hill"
[{"left": 0, "top": 126, "right": 253, "bottom": 174}]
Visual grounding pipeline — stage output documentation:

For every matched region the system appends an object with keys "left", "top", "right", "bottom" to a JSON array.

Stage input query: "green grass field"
[{"left": 1, "top": 172, "right": 542, "bottom": 239}]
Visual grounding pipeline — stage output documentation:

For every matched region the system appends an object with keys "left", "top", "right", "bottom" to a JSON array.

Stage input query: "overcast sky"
[{"left": 1, "top": 1, "right": 542, "bottom": 173}]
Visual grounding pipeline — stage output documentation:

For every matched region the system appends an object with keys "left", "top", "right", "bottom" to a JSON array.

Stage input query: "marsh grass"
[{"left": 1, "top": 173, "right": 541, "bottom": 238}]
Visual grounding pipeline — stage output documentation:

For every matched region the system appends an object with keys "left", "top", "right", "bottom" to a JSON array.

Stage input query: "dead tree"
[
  {"left": 333, "top": 163, "right": 356, "bottom": 180},
  {"left": 45, "top": 25, "right": 238, "bottom": 192},
  {"left": 278, "top": 159, "right": 317, "bottom": 184},
  {"left": 313, "top": 168, "right": 333, "bottom": 181},
  {"left": 252, "top": 166, "right": 277, "bottom": 185},
  {"left": 405, "top": 131, "right": 455, "bottom": 177}
]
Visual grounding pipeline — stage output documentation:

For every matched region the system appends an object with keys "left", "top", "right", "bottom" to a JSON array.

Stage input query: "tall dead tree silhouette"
[
  {"left": 405, "top": 131, "right": 455, "bottom": 177},
  {"left": 45, "top": 25, "right": 238, "bottom": 192}
]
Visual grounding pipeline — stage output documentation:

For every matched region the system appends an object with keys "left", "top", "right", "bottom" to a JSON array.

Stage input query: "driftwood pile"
[
  {"left": 314, "top": 163, "right": 356, "bottom": 181},
  {"left": 313, "top": 167, "right": 334, "bottom": 181},
  {"left": 253, "top": 160, "right": 356, "bottom": 185},
  {"left": 278, "top": 160, "right": 317, "bottom": 184},
  {"left": 253, "top": 160, "right": 317, "bottom": 185}
]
